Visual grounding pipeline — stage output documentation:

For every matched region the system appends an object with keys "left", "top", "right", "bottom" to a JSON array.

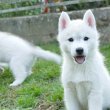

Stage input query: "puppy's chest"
[
  {"left": 68, "top": 81, "right": 92, "bottom": 109},
  {"left": 64, "top": 70, "right": 92, "bottom": 109},
  {"left": 64, "top": 68, "right": 92, "bottom": 83}
]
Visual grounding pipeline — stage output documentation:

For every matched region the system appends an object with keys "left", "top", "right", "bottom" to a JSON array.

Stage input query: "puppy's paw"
[
  {"left": 9, "top": 81, "right": 20, "bottom": 87},
  {"left": 9, "top": 83, "right": 18, "bottom": 87}
]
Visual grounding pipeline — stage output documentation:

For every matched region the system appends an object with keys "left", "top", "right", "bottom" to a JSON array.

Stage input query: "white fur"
[
  {"left": 0, "top": 32, "right": 61, "bottom": 86},
  {"left": 58, "top": 10, "right": 110, "bottom": 110}
]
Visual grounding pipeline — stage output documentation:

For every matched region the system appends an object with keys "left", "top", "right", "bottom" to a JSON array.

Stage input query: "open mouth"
[{"left": 74, "top": 56, "right": 85, "bottom": 64}]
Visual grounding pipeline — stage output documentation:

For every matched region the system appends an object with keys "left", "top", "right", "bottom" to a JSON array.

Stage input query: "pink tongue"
[{"left": 75, "top": 56, "right": 85, "bottom": 64}]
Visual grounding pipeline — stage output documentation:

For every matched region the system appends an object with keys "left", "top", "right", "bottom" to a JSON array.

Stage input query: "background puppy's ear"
[
  {"left": 83, "top": 10, "right": 96, "bottom": 29},
  {"left": 58, "top": 12, "right": 70, "bottom": 32}
]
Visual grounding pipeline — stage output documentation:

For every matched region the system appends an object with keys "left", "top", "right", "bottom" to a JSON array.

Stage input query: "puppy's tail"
[{"left": 33, "top": 46, "right": 61, "bottom": 65}]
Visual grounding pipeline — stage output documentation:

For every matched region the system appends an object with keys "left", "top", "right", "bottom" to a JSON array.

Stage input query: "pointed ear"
[
  {"left": 58, "top": 12, "right": 70, "bottom": 32},
  {"left": 83, "top": 10, "right": 96, "bottom": 29}
]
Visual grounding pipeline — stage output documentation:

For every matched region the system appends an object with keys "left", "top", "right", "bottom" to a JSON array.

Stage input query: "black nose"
[{"left": 76, "top": 48, "right": 83, "bottom": 55}]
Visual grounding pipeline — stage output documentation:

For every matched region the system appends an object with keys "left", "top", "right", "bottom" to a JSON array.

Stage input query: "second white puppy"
[{"left": 0, "top": 32, "right": 61, "bottom": 86}]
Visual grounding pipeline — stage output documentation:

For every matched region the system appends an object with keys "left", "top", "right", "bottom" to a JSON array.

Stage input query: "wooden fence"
[{"left": 0, "top": 0, "right": 106, "bottom": 14}]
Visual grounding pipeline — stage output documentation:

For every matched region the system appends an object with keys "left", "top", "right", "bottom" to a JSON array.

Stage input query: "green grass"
[{"left": 0, "top": 43, "right": 110, "bottom": 110}]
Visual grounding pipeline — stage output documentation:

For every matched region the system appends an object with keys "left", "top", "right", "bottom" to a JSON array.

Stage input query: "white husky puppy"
[
  {"left": 0, "top": 32, "right": 61, "bottom": 86},
  {"left": 58, "top": 10, "right": 110, "bottom": 110}
]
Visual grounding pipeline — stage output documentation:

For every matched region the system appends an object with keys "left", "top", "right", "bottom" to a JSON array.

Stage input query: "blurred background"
[
  {"left": 0, "top": 0, "right": 110, "bottom": 17},
  {"left": 0, "top": 0, "right": 110, "bottom": 44}
]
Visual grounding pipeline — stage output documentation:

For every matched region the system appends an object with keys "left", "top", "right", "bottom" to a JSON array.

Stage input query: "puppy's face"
[{"left": 58, "top": 10, "right": 99, "bottom": 64}]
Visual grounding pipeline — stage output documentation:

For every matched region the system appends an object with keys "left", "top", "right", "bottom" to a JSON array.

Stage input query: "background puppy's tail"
[{"left": 33, "top": 46, "right": 61, "bottom": 64}]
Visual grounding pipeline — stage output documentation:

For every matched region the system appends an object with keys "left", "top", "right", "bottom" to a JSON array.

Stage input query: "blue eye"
[
  {"left": 84, "top": 37, "right": 89, "bottom": 41},
  {"left": 68, "top": 38, "right": 74, "bottom": 42}
]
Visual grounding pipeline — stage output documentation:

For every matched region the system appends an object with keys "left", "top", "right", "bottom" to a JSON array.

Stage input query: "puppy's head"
[{"left": 58, "top": 10, "right": 99, "bottom": 64}]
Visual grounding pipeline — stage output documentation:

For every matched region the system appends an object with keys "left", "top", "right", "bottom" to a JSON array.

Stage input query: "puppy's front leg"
[
  {"left": 64, "top": 82, "right": 81, "bottom": 110},
  {"left": 88, "top": 90, "right": 102, "bottom": 110}
]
